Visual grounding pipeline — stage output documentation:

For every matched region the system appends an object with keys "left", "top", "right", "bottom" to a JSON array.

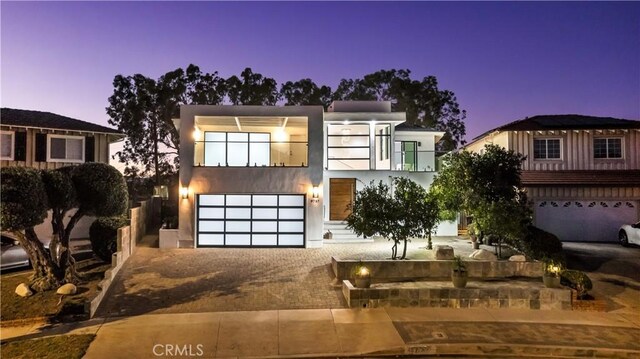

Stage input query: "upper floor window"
[
  {"left": 47, "top": 134, "right": 84, "bottom": 163},
  {"left": 594, "top": 138, "right": 622, "bottom": 159},
  {"left": 533, "top": 138, "right": 561, "bottom": 160},
  {"left": 0, "top": 130, "right": 14, "bottom": 160},
  {"left": 327, "top": 124, "right": 370, "bottom": 170},
  {"left": 203, "top": 132, "right": 271, "bottom": 167}
]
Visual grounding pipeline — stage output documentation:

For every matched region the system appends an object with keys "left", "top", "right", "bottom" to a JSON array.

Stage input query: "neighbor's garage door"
[
  {"left": 196, "top": 194, "right": 305, "bottom": 247},
  {"left": 535, "top": 200, "right": 638, "bottom": 242}
]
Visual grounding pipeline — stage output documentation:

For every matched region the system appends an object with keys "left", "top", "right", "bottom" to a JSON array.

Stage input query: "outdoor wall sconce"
[
  {"left": 180, "top": 186, "right": 189, "bottom": 199},
  {"left": 311, "top": 186, "right": 320, "bottom": 204}
]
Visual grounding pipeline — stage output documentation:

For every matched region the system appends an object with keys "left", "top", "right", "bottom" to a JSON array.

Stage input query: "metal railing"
[{"left": 194, "top": 141, "right": 308, "bottom": 167}]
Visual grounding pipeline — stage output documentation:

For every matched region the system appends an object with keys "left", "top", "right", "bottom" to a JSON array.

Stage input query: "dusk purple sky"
[{"left": 2, "top": 1, "right": 639, "bottom": 141}]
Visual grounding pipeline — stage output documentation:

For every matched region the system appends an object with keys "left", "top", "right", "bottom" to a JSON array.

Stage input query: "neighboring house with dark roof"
[
  {"left": 464, "top": 114, "right": 640, "bottom": 243},
  {"left": 0, "top": 108, "right": 123, "bottom": 169},
  {"left": 0, "top": 108, "right": 124, "bottom": 240}
]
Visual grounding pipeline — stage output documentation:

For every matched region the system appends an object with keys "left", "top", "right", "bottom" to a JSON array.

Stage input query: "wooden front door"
[{"left": 330, "top": 178, "right": 356, "bottom": 221}]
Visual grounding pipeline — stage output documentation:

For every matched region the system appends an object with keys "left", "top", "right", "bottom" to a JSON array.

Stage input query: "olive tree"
[
  {"left": 346, "top": 178, "right": 441, "bottom": 259},
  {"left": 0, "top": 163, "right": 128, "bottom": 291}
]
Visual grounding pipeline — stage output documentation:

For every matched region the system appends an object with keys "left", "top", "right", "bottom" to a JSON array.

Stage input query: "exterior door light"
[
  {"left": 311, "top": 186, "right": 320, "bottom": 204},
  {"left": 180, "top": 186, "right": 189, "bottom": 199}
]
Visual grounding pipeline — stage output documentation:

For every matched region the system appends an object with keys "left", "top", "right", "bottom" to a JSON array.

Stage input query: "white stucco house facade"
[{"left": 174, "top": 101, "right": 457, "bottom": 249}]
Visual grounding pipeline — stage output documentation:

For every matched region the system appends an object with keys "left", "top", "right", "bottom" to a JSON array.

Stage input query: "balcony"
[
  {"left": 393, "top": 150, "right": 438, "bottom": 172},
  {"left": 194, "top": 139, "right": 308, "bottom": 167}
]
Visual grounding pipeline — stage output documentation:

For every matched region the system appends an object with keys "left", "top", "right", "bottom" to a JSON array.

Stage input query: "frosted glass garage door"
[{"left": 196, "top": 194, "right": 305, "bottom": 247}]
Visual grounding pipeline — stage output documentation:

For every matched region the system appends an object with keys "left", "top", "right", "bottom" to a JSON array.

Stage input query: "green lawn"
[{"left": 1, "top": 334, "right": 95, "bottom": 359}]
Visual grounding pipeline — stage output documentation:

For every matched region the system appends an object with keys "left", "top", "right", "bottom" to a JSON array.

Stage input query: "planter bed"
[
  {"left": 332, "top": 257, "right": 543, "bottom": 282},
  {"left": 342, "top": 279, "right": 572, "bottom": 310}
]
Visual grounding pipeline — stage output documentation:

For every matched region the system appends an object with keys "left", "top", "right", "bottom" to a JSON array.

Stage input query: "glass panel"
[
  {"left": 226, "top": 208, "right": 251, "bottom": 219},
  {"left": 608, "top": 139, "right": 622, "bottom": 158},
  {"left": 279, "top": 234, "right": 303, "bottom": 246},
  {"left": 252, "top": 221, "right": 277, "bottom": 232},
  {"left": 226, "top": 195, "right": 251, "bottom": 206},
  {"left": 225, "top": 221, "right": 251, "bottom": 232},
  {"left": 0, "top": 134, "right": 12, "bottom": 157},
  {"left": 252, "top": 195, "right": 278, "bottom": 206},
  {"left": 403, "top": 142, "right": 417, "bottom": 171},
  {"left": 227, "top": 132, "right": 248, "bottom": 142},
  {"left": 204, "top": 132, "right": 225, "bottom": 141},
  {"left": 198, "top": 221, "right": 224, "bottom": 232},
  {"left": 278, "top": 195, "right": 304, "bottom": 207},
  {"left": 327, "top": 136, "right": 369, "bottom": 147},
  {"left": 547, "top": 140, "right": 561, "bottom": 159},
  {"left": 249, "top": 142, "right": 270, "bottom": 166},
  {"left": 278, "top": 221, "right": 304, "bottom": 233},
  {"left": 199, "top": 195, "right": 224, "bottom": 206},
  {"left": 50, "top": 138, "right": 66, "bottom": 159},
  {"left": 594, "top": 139, "right": 607, "bottom": 158},
  {"left": 199, "top": 207, "right": 224, "bottom": 219},
  {"left": 226, "top": 234, "right": 250, "bottom": 245},
  {"left": 327, "top": 147, "right": 369, "bottom": 159},
  {"left": 227, "top": 142, "right": 248, "bottom": 166},
  {"left": 250, "top": 133, "right": 270, "bottom": 142},
  {"left": 252, "top": 234, "right": 277, "bottom": 246},
  {"left": 198, "top": 234, "right": 224, "bottom": 245},
  {"left": 253, "top": 208, "right": 277, "bottom": 219},
  {"left": 327, "top": 124, "right": 369, "bottom": 135},
  {"left": 533, "top": 140, "right": 546, "bottom": 159},
  {"left": 66, "top": 138, "right": 83, "bottom": 160},
  {"left": 279, "top": 208, "right": 304, "bottom": 220},
  {"left": 327, "top": 159, "right": 370, "bottom": 170},
  {"left": 204, "top": 142, "right": 225, "bottom": 166}
]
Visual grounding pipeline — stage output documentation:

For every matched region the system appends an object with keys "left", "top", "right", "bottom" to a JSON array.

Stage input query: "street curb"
[{"left": 0, "top": 317, "right": 49, "bottom": 328}]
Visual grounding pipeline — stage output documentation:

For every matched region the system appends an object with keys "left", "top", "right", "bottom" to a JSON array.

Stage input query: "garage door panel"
[
  {"left": 535, "top": 201, "right": 638, "bottom": 242},
  {"left": 196, "top": 194, "right": 305, "bottom": 247}
]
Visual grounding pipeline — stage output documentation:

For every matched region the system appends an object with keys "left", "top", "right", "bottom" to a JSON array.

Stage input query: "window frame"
[
  {"left": 0, "top": 130, "right": 15, "bottom": 160},
  {"left": 532, "top": 138, "right": 562, "bottom": 160},
  {"left": 46, "top": 134, "right": 85, "bottom": 163},
  {"left": 326, "top": 124, "right": 371, "bottom": 170},
  {"left": 203, "top": 131, "right": 274, "bottom": 167},
  {"left": 593, "top": 137, "right": 623, "bottom": 160}
]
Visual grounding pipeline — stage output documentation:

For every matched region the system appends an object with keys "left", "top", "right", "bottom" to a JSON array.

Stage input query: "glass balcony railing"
[
  {"left": 194, "top": 141, "right": 308, "bottom": 167},
  {"left": 392, "top": 150, "right": 439, "bottom": 172}
]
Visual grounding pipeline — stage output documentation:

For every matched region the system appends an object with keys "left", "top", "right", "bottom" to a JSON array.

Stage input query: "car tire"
[{"left": 619, "top": 230, "right": 629, "bottom": 247}]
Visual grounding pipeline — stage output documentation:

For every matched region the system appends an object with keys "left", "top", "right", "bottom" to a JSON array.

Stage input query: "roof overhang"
[
  {"left": 323, "top": 112, "right": 406, "bottom": 124},
  {"left": 0, "top": 124, "right": 125, "bottom": 142}
]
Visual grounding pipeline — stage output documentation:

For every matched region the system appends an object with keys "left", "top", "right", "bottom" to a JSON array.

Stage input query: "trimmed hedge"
[
  {"left": 516, "top": 225, "right": 565, "bottom": 263},
  {"left": 561, "top": 269, "right": 593, "bottom": 298},
  {"left": 89, "top": 217, "right": 128, "bottom": 262}
]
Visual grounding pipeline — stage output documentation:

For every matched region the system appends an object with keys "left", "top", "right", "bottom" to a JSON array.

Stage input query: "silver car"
[{"left": 1, "top": 233, "right": 51, "bottom": 270}]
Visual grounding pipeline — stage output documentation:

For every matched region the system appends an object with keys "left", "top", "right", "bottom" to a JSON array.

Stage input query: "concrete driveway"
[
  {"left": 95, "top": 236, "right": 474, "bottom": 317},
  {"left": 563, "top": 242, "right": 640, "bottom": 314}
]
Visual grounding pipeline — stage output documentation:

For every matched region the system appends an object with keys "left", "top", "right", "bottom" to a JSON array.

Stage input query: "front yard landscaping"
[
  {"left": 1, "top": 334, "right": 95, "bottom": 359},
  {"left": 1, "top": 258, "right": 110, "bottom": 324}
]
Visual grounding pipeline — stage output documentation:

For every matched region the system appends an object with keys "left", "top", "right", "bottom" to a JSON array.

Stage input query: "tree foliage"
[
  {"left": 431, "top": 144, "right": 531, "bottom": 255},
  {"left": 281, "top": 78, "right": 332, "bottom": 107},
  {"left": 346, "top": 178, "right": 440, "bottom": 259},
  {"left": 226, "top": 68, "right": 280, "bottom": 105},
  {"left": 0, "top": 164, "right": 128, "bottom": 292}
]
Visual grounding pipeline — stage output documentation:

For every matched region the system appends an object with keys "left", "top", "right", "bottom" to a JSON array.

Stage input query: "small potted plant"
[
  {"left": 542, "top": 259, "right": 562, "bottom": 288},
  {"left": 451, "top": 255, "right": 468, "bottom": 288},
  {"left": 468, "top": 223, "right": 480, "bottom": 249},
  {"left": 353, "top": 262, "right": 371, "bottom": 288}
]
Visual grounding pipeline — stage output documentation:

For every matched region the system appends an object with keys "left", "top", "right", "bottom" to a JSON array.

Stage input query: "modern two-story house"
[
  {"left": 0, "top": 108, "right": 124, "bottom": 239},
  {"left": 175, "top": 101, "right": 457, "bottom": 249},
  {"left": 465, "top": 115, "right": 640, "bottom": 243}
]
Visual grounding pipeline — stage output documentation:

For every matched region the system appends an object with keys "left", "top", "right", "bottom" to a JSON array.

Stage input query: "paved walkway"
[
  {"left": 95, "top": 237, "right": 477, "bottom": 317},
  {"left": 2, "top": 308, "right": 639, "bottom": 358}
]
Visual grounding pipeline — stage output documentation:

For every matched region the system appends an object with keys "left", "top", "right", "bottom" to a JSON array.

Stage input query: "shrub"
[
  {"left": 89, "top": 217, "right": 128, "bottom": 262},
  {"left": 515, "top": 226, "right": 565, "bottom": 263},
  {"left": 561, "top": 270, "right": 593, "bottom": 299}
]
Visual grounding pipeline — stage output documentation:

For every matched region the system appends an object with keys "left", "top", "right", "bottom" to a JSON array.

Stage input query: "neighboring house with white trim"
[
  {"left": 175, "top": 101, "right": 458, "bottom": 248},
  {"left": 0, "top": 108, "right": 124, "bottom": 239},
  {"left": 464, "top": 114, "right": 640, "bottom": 243}
]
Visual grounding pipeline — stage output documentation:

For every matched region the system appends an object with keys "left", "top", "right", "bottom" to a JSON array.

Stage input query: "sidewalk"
[{"left": 2, "top": 308, "right": 639, "bottom": 358}]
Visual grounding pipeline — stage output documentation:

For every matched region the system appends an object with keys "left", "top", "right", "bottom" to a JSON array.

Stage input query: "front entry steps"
[{"left": 323, "top": 221, "right": 373, "bottom": 244}]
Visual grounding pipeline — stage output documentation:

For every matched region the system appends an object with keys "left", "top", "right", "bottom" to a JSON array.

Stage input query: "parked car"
[
  {"left": 1, "top": 233, "right": 51, "bottom": 270},
  {"left": 619, "top": 222, "right": 640, "bottom": 246}
]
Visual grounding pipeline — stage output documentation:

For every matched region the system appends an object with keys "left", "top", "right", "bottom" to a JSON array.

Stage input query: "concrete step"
[{"left": 178, "top": 240, "right": 194, "bottom": 248}]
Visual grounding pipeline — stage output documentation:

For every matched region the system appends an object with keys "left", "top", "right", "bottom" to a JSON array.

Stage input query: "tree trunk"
[
  {"left": 17, "top": 229, "right": 64, "bottom": 292},
  {"left": 51, "top": 209, "right": 85, "bottom": 285},
  {"left": 427, "top": 233, "right": 433, "bottom": 250},
  {"left": 400, "top": 238, "right": 408, "bottom": 259},
  {"left": 390, "top": 241, "right": 397, "bottom": 260}
]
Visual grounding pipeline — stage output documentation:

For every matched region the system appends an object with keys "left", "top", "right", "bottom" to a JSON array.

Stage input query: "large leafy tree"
[
  {"left": 431, "top": 144, "right": 531, "bottom": 254},
  {"left": 0, "top": 164, "right": 128, "bottom": 291},
  {"left": 226, "top": 68, "right": 280, "bottom": 105},
  {"left": 346, "top": 177, "right": 441, "bottom": 259},
  {"left": 107, "top": 65, "right": 225, "bottom": 183},
  {"left": 333, "top": 69, "right": 467, "bottom": 150},
  {"left": 280, "top": 79, "right": 332, "bottom": 107}
]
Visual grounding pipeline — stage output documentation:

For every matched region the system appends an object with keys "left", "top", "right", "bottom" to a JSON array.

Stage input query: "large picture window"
[
  {"left": 0, "top": 131, "right": 14, "bottom": 160},
  {"left": 533, "top": 139, "right": 561, "bottom": 159},
  {"left": 204, "top": 132, "right": 270, "bottom": 166},
  {"left": 594, "top": 138, "right": 622, "bottom": 159},
  {"left": 327, "top": 124, "right": 370, "bottom": 170},
  {"left": 47, "top": 135, "right": 84, "bottom": 163}
]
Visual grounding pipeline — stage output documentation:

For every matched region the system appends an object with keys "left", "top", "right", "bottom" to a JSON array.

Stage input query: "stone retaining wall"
[
  {"left": 332, "top": 257, "right": 543, "bottom": 281},
  {"left": 86, "top": 197, "right": 159, "bottom": 318},
  {"left": 343, "top": 280, "right": 572, "bottom": 310}
]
